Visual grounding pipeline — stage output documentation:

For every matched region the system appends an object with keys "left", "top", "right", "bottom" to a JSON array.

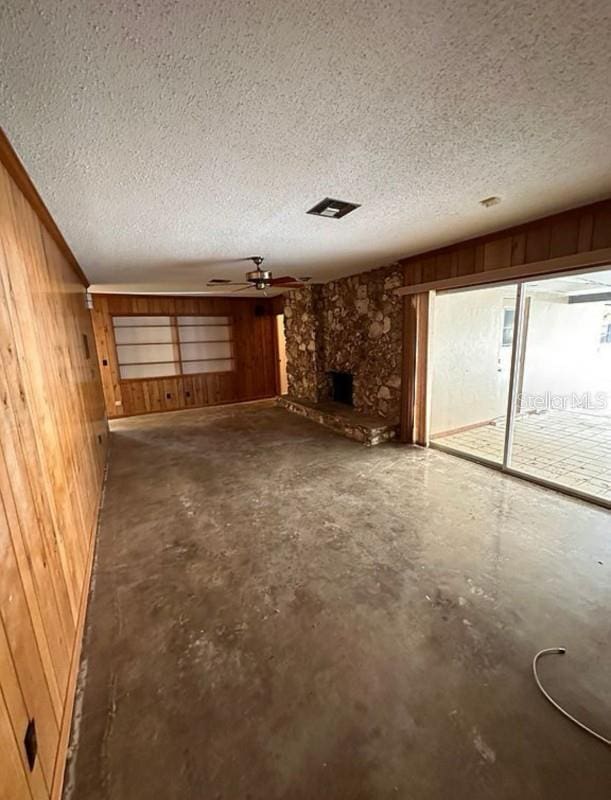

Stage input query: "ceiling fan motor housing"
[{"left": 247, "top": 268, "right": 272, "bottom": 287}]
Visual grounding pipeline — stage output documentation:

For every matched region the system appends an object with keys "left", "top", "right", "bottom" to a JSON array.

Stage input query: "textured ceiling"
[{"left": 1, "top": 0, "right": 610, "bottom": 295}]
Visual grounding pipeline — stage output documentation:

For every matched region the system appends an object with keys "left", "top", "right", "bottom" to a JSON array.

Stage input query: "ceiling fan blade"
[
  {"left": 232, "top": 284, "right": 255, "bottom": 293},
  {"left": 207, "top": 281, "right": 251, "bottom": 286},
  {"left": 269, "top": 275, "right": 301, "bottom": 285},
  {"left": 205, "top": 256, "right": 263, "bottom": 265},
  {"left": 180, "top": 258, "right": 259, "bottom": 269}
]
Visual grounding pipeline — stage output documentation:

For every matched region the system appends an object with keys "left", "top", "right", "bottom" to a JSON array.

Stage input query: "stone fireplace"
[
  {"left": 280, "top": 262, "right": 403, "bottom": 445},
  {"left": 283, "top": 262, "right": 403, "bottom": 418}
]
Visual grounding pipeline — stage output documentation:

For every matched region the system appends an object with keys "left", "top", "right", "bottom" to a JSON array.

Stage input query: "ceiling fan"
[{"left": 207, "top": 257, "right": 309, "bottom": 293}]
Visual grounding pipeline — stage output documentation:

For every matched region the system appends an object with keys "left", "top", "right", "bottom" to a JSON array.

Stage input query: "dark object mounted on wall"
[{"left": 24, "top": 718, "right": 37, "bottom": 771}]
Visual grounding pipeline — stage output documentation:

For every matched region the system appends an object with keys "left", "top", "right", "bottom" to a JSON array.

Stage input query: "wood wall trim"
[
  {"left": 399, "top": 292, "right": 432, "bottom": 444},
  {"left": 399, "top": 198, "right": 611, "bottom": 291},
  {"left": 400, "top": 198, "right": 611, "bottom": 269},
  {"left": 0, "top": 127, "right": 88, "bottom": 287},
  {"left": 412, "top": 292, "right": 432, "bottom": 446},
  {"left": 399, "top": 295, "right": 417, "bottom": 443},
  {"left": 396, "top": 247, "right": 611, "bottom": 296}
]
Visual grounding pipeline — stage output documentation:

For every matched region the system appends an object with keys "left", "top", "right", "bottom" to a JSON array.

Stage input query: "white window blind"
[{"left": 113, "top": 315, "right": 234, "bottom": 379}]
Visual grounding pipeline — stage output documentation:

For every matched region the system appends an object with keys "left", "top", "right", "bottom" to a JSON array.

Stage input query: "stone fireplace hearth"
[{"left": 277, "top": 396, "right": 398, "bottom": 446}]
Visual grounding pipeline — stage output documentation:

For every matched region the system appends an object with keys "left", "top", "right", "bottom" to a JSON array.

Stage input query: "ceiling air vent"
[{"left": 307, "top": 197, "right": 360, "bottom": 219}]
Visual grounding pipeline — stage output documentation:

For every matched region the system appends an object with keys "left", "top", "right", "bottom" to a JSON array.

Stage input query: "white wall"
[{"left": 520, "top": 297, "right": 611, "bottom": 412}]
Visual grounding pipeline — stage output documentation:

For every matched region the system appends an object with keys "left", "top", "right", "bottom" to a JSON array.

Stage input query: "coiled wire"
[{"left": 532, "top": 647, "right": 610, "bottom": 747}]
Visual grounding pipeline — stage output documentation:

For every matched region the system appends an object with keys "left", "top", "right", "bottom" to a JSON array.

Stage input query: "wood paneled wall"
[
  {"left": 400, "top": 198, "right": 611, "bottom": 288},
  {"left": 91, "top": 293, "right": 280, "bottom": 418},
  {"left": 0, "top": 159, "right": 107, "bottom": 800}
]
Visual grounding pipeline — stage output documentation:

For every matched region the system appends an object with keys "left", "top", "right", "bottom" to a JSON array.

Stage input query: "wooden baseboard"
[
  {"left": 49, "top": 462, "right": 107, "bottom": 800},
  {"left": 431, "top": 418, "right": 499, "bottom": 439},
  {"left": 111, "top": 393, "right": 277, "bottom": 420}
]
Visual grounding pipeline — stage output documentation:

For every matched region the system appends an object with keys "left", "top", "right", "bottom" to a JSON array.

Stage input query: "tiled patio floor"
[{"left": 434, "top": 410, "right": 611, "bottom": 502}]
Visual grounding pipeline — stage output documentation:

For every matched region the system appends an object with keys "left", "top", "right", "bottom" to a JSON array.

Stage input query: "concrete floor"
[
  {"left": 66, "top": 401, "right": 611, "bottom": 800},
  {"left": 436, "top": 409, "right": 611, "bottom": 502}
]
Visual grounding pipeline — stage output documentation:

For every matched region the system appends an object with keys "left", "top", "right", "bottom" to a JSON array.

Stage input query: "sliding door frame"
[
  {"left": 402, "top": 263, "right": 611, "bottom": 510},
  {"left": 502, "top": 282, "right": 525, "bottom": 469}
]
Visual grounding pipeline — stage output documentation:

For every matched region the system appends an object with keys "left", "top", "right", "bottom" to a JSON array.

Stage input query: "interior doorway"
[{"left": 429, "top": 266, "right": 611, "bottom": 506}]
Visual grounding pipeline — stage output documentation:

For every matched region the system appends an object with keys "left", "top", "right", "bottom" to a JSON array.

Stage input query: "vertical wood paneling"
[
  {"left": 92, "top": 294, "right": 279, "bottom": 418},
  {"left": 0, "top": 619, "right": 48, "bottom": 800},
  {"left": 401, "top": 199, "right": 611, "bottom": 288},
  {"left": 549, "top": 218, "right": 579, "bottom": 257},
  {"left": 0, "top": 158, "right": 107, "bottom": 800},
  {"left": 0, "top": 497, "right": 59, "bottom": 786},
  {"left": 592, "top": 206, "right": 611, "bottom": 250},
  {"left": 483, "top": 236, "right": 512, "bottom": 269},
  {"left": 0, "top": 690, "right": 34, "bottom": 800}
]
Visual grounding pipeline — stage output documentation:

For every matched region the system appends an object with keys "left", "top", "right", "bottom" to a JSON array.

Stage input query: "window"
[
  {"left": 113, "top": 315, "right": 234, "bottom": 379},
  {"left": 501, "top": 307, "right": 515, "bottom": 347}
]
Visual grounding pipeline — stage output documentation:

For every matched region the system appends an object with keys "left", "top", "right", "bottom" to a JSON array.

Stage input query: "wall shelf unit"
[
  {"left": 92, "top": 293, "right": 283, "bottom": 418},
  {"left": 112, "top": 314, "right": 235, "bottom": 380}
]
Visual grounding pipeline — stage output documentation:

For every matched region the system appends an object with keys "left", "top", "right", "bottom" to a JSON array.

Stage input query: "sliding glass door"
[
  {"left": 429, "top": 266, "right": 611, "bottom": 506},
  {"left": 507, "top": 270, "right": 611, "bottom": 502}
]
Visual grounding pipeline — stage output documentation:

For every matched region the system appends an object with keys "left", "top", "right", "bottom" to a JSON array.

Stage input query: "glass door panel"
[
  {"left": 430, "top": 283, "right": 518, "bottom": 465},
  {"left": 508, "top": 268, "right": 611, "bottom": 502}
]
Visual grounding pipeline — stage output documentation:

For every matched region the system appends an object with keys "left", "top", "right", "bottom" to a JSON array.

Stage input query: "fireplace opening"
[{"left": 329, "top": 371, "right": 353, "bottom": 406}]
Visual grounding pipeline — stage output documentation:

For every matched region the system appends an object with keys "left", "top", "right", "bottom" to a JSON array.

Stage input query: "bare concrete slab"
[{"left": 66, "top": 401, "right": 611, "bottom": 800}]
